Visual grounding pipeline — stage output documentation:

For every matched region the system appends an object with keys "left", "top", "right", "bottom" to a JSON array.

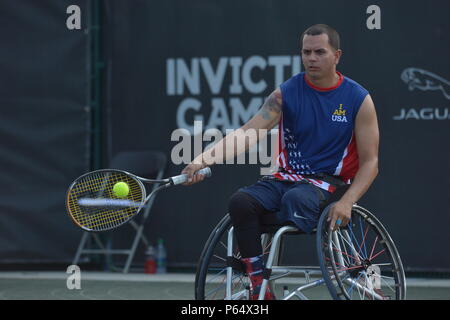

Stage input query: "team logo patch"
[{"left": 332, "top": 104, "right": 348, "bottom": 122}]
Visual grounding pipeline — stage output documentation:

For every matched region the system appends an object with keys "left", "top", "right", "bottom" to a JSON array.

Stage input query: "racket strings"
[
  {"left": 72, "top": 179, "right": 140, "bottom": 229},
  {"left": 67, "top": 171, "right": 145, "bottom": 231},
  {"left": 81, "top": 173, "right": 142, "bottom": 228}
]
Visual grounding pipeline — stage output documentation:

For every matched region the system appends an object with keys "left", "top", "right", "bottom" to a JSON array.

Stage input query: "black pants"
[{"left": 228, "top": 191, "right": 271, "bottom": 258}]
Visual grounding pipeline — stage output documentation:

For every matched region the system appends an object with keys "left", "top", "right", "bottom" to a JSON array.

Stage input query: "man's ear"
[{"left": 335, "top": 49, "right": 342, "bottom": 65}]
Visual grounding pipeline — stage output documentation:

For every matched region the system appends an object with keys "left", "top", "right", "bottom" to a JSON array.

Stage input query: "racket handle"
[{"left": 171, "top": 167, "right": 212, "bottom": 185}]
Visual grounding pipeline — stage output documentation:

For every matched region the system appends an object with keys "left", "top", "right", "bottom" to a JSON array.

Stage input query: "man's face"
[{"left": 301, "top": 33, "right": 341, "bottom": 79}]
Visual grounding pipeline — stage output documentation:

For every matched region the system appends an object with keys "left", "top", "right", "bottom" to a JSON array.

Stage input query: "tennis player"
[{"left": 182, "top": 24, "right": 379, "bottom": 300}]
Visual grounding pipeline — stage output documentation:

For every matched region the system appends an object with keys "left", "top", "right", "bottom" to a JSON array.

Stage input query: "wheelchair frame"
[{"left": 195, "top": 203, "right": 406, "bottom": 300}]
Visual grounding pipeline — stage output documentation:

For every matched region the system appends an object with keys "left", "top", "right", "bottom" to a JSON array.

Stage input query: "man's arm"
[
  {"left": 242, "top": 88, "right": 283, "bottom": 132},
  {"left": 329, "top": 94, "right": 380, "bottom": 229},
  {"left": 182, "top": 88, "right": 283, "bottom": 185}
]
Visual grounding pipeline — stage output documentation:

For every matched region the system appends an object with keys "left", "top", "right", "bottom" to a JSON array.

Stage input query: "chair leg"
[
  {"left": 226, "top": 226, "right": 235, "bottom": 300},
  {"left": 123, "top": 223, "right": 146, "bottom": 273},
  {"left": 73, "top": 232, "right": 90, "bottom": 265}
]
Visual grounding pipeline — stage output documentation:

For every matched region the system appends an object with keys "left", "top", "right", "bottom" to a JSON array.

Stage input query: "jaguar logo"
[
  {"left": 401, "top": 68, "right": 450, "bottom": 100},
  {"left": 394, "top": 68, "right": 450, "bottom": 120}
]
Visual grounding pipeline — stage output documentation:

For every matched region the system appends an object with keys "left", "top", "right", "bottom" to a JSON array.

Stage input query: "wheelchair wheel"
[
  {"left": 195, "top": 214, "right": 249, "bottom": 300},
  {"left": 316, "top": 204, "right": 406, "bottom": 300},
  {"left": 195, "top": 214, "right": 275, "bottom": 300}
]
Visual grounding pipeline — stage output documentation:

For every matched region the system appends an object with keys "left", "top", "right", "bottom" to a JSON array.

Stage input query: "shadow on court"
[{"left": 0, "top": 272, "right": 449, "bottom": 300}]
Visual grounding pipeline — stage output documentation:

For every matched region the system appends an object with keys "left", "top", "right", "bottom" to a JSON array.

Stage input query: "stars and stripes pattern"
[{"left": 271, "top": 116, "right": 355, "bottom": 193}]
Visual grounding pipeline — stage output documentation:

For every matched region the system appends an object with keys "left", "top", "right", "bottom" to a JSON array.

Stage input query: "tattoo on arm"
[{"left": 258, "top": 90, "right": 282, "bottom": 120}]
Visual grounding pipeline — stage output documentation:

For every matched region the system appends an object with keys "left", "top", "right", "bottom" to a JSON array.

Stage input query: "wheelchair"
[{"left": 195, "top": 200, "right": 406, "bottom": 300}]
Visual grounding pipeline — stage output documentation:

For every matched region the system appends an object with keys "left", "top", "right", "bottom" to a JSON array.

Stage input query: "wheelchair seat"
[{"left": 260, "top": 212, "right": 310, "bottom": 235}]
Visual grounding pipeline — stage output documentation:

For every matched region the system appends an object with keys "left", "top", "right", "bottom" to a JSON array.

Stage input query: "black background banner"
[
  {"left": 106, "top": 0, "right": 450, "bottom": 271},
  {"left": 0, "top": 0, "right": 90, "bottom": 262},
  {"left": 0, "top": 0, "right": 449, "bottom": 271}
]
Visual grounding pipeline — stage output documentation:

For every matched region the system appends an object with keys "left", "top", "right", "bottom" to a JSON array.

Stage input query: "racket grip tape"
[{"left": 171, "top": 167, "right": 212, "bottom": 185}]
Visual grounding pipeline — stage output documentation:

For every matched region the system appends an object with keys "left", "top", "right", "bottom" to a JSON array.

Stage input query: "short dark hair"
[{"left": 301, "top": 24, "right": 340, "bottom": 50}]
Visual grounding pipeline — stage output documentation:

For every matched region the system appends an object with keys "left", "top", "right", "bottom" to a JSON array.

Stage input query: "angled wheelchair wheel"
[
  {"left": 195, "top": 214, "right": 249, "bottom": 300},
  {"left": 195, "top": 214, "right": 275, "bottom": 300},
  {"left": 317, "top": 204, "right": 406, "bottom": 300}
]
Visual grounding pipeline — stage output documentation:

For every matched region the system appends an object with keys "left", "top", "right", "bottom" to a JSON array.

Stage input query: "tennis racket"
[{"left": 66, "top": 167, "right": 211, "bottom": 232}]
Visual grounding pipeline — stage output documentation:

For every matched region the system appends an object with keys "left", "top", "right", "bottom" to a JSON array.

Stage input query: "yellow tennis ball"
[{"left": 113, "top": 182, "right": 129, "bottom": 198}]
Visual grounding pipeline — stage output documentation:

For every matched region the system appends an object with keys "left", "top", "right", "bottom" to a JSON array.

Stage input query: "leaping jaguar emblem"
[{"left": 401, "top": 68, "right": 450, "bottom": 100}]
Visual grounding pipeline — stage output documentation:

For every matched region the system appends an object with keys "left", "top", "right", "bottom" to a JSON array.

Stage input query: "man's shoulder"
[
  {"left": 341, "top": 75, "right": 370, "bottom": 111},
  {"left": 342, "top": 75, "right": 369, "bottom": 95},
  {"left": 280, "top": 72, "right": 304, "bottom": 92}
]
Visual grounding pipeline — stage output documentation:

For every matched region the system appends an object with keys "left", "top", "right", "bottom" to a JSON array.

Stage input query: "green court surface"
[{"left": 0, "top": 272, "right": 449, "bottom": 300}]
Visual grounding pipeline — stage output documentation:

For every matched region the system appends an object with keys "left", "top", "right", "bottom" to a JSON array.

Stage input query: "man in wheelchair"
[{"left": 182, "top": 24, "right": 380, "bottom": 300}]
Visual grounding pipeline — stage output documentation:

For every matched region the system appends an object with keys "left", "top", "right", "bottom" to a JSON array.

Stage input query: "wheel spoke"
[
  {"left": 336, "top": 265, "right": 364, "bottom": 273},
  {"left": 358, "top": 223, "right": 369, "bottom": 259},
  {"left": 212, "top": 254, "right": 226, "bottom": 262},
  {"left": 369, "top": 235, "right": 379, "bottom": 260},
  {"left": 332, "top": 247, "right": 359, "bottom": 262},
  {"left": 379, "top": 275, "right": 396, "bottom": 292},
  {"left": 333, "top": 230, "right": 365, "bottom": 262},
  {"left": 370, "top": 248, "right": 386, "bottom": 261}
]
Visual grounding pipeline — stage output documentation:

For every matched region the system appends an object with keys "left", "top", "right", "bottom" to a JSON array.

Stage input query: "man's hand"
[
  {"left": 327, "top": 200, "right": 353, "bottom": 231},
  {"left": 181, "top": 162, "right": 207, "bottom": 186}
]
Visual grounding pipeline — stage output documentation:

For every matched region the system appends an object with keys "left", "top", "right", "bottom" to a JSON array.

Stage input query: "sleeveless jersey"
[{"left": 273, "top": 71, "right": 369, "bottom": 192}]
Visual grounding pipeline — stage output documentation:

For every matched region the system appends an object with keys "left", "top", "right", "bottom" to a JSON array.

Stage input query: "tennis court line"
[
  {"left": 0, "top": 271, "right": 195, "bottom": 283},
  {"left": 0, "top": 272, "right": 449, "bottom": 288}
]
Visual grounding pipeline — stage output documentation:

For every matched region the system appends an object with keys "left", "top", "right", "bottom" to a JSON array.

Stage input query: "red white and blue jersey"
[{"left": 273, "top": 72, "right": 369, "bottom": 192}]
